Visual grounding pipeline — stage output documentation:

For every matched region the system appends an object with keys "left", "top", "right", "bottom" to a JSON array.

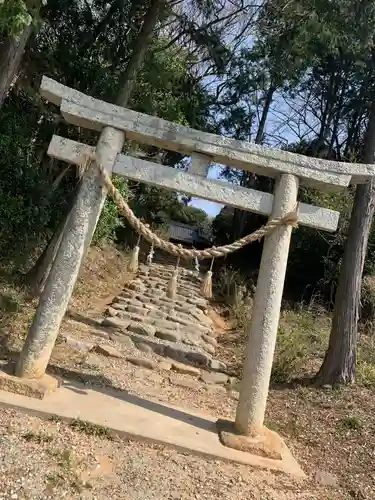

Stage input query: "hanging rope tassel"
[
  {"left": 146, "top": 244, "right": 154, "bottom": 266},
  {"left": 128, "top": 234, "right": 141, "bottom": 272},
  {"left": 201, "top": 257, "right": 214, "bottom": 299},
  {"left": 194, "top": 256, "right": 200, "bottom": 277},
  {"left": 167, "top": 253, "right": 181, "bottom": 299}
]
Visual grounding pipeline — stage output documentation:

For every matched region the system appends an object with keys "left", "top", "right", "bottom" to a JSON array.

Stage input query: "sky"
[{"left": 189, "top": 164, "right": 223, "bottom": 217}]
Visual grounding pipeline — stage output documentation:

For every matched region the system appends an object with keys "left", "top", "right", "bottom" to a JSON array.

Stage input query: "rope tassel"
[
  {"left": 200, "top": 258, "right": 214, "bottom": 299},
  {"left": 128, "top": 234, "right": 141, "bottom": 273},
  {"left": 167, "top": 253, "right": 181, "bottom": 299}
]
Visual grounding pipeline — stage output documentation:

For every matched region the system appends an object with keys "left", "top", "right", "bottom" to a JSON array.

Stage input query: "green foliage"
[
  {"left": 0, "top": 0, "right": 46, "bottom": 38},
  {"left": 0, "top": 93, "right": 66, "bottom": 269},
  {"left": 271, "top": 310, "right": 330, "bottom": 383},
  {"left": 339, "top": 415, "right": 363, "bottom": 431},
  {"left": 92, "top": 176, "right": 129, "bottom": 246}
]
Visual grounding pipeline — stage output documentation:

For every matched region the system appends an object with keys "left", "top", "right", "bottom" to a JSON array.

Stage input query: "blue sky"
[{"left": 189, "top": 164, "right": 223, "bottom": 217}]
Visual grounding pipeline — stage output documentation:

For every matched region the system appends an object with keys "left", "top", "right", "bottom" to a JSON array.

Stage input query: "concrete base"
[
  {"left": 217, "top": 419, "right": 283, "bottom": 460},
  {"left": 0, "top": 380, "right": 305, "bottom": 478},
  {"left": 0, "top": 365, "right": 61, "bottom": 400}
]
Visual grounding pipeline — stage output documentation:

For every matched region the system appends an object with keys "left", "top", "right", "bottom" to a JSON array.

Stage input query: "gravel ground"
[
  {"left": 0, "top": 408, "right": 333, "bottom": 500},
  {"left": 1, "top": 247, "right": 373, "bottom": 499}
]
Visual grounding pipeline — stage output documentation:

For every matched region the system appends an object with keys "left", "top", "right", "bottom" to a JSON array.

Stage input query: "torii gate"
[{"left": 8, "top": 77, "right": 375, "bottom": 460}]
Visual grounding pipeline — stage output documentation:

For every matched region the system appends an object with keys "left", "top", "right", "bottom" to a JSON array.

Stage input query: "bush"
[
  {"left": 271, "top": 310, "right": 330, "bottom": 383},
  {"left": 92, "top": 176, "right": 129, "bottom": 246},
  {"left": 0, "top": 95, "right": 67, "bottom": 270}
]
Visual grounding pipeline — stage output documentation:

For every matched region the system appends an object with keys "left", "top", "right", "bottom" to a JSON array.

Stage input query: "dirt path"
[{"left": 0, "top": 246, "right": 373, "bottom": 499}]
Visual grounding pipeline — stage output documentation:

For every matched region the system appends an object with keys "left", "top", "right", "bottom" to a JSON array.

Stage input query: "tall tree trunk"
[
  {"left": 254, "top": 86, "right": 275, "bottom": 144},
  {"left": 26, "top": 0, "right": 166, "bottom": 294},
  {"left": 0, "top": 25, "right": 33, "bottom": 108},
  {"left": 116, "top": 0, "right": 165, "bottom": 107},
  {"left": 315, "top": 90, "right": 375, "bottom": 386},
  {"left": 233, "top": 86, "right": 275, "bottom": 239}
]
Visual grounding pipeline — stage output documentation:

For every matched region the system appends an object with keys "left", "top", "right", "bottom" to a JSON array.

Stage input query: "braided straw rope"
[{"left": 82, "top": 155, "right": 298, "bottom": 260}]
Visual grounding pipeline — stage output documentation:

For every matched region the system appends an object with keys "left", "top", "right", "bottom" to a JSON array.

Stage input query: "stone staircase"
[{"left": 99, "top": 262, "right": 226, "bottom": 371}]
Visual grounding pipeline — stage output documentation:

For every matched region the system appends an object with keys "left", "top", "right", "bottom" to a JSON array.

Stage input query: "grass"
[
  {"left": 22, "top": 431, "right": 53, "bottom": 443},
  {"left": 339, "top": 415, "right": 363, "bottom": 431},
  {"left": 69, "top": 418, "right": 114, "bottom": 440}
]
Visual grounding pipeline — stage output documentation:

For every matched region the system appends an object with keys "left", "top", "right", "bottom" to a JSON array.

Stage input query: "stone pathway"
[{"left": 98, "top": 262, "right": 227, "bottom": 375}]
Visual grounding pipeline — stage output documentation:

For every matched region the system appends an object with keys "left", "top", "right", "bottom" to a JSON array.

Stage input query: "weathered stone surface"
[
  {"left": 171, "top": 361, "right": 201, "bottom": 377},
  {"left": 128, "top": 322, "right": 156, "bottom": 337},
  {"left": 203, "top": 384, "right": 227, "bottom": 394},
  {"left": 169, "top": 375, "right": 201, "bottom": 390},
  {"left": 127, "top": 304, "right": 148, "bottom": 316},
  {"left": 198, "top": 314, "right": 214, "bottom": 327},
  {"left": 155, "top": 329, "right": 181, "bottom": 343},
  {"left": 153, "top": 319, "right": 180, "bottom": 331},
  {"left": 93, "top": 344, "right": 124, "bottom": 358},
  {"left": 126, "top": 356, "right": 157, "bottom": 370},
  {"left": 173, "top": 305, "right": 194, "bottom": 315},
  {"left": 119, "top": 290, "right": 135, "bottom": 299},
  {"left": 186, "top": 351, "right": 211, "bottom": 367},
  {"left": 136, "top": 342, "right": 155, "bottom": 354},
  {"left": 201, "top": 334, "right": 217, "bottom": 347},
  {"left": 210, "top": 359, "right": 227, "bottom": 371},
  {"left": 200, "top": 371, "right": 228, "bottom": 385},
  {"left": 158, "top": 361, "right": 172, "bottom": 371},
  {"left": 148, "top": 309, "right": 167, "bottom": 320},
  {"left": 111, "top": 302, "right": 127, "bottom": 311},
  {"left": 135, "top": 294, "right": 151, "bottom": 303},
  {"left": 63, "top": 336, "right": 95, "bottom": 353},
  {"left": 105, "top": 306, "right": 119, "bottom": 317},
  {"left": 164, "top": 345, "right": 188, "bottom": 362},
  {"left": 101, "top": 317, "right": 130, "bottom": 330},
  {"left": 116, "top": 311, "right": 149, "bottom": 324},
  {"left": 186, "top": 297, "right": 207, "bottom": 308},
  {"left": 109, "top": 333, "right": 134, "bottom": 349},
  {"left": 217, "top": 419, "right": 283, "bottom": 461},
  {"left": 182, "top": 334, "right": 201, "bottom": 347},
  {"left": 0, "top": 369, "right": 61, "bottom": 399},
  {"left": 201, "top": 342, "right": 216, "bottom": 355},
  {"left": 168, "top": 315, "right": 197, "bottom": 330},
  {"left": 128, "top": 281, "right": 146, "bottom": 293}
]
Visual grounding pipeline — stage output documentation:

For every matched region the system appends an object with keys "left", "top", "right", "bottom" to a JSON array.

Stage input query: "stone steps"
[{"left": 98, "top": 261, "right": 225, "bottom": 370}]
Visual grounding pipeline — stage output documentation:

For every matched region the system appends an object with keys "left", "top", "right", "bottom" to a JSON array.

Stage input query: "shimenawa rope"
[{"left": 81, "top": 155, "right": 299, "bottom": 261}]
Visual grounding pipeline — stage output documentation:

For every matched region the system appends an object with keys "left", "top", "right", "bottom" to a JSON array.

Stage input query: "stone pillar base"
[
  {"left": 216, "top": 419, "right": 284, "bottom": 460},
  {"left": 0, "top": 364, "right": 62, "bottom": 400}
]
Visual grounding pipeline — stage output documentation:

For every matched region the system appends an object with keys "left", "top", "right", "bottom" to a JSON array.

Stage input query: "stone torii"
[{"left": 6, "top": 77, "right": 375, "bottom": 460}]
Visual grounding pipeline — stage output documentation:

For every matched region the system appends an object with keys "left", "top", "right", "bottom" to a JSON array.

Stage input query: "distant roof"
[{"left": 168, "top": 221, "right": 199, "bottom": 244}]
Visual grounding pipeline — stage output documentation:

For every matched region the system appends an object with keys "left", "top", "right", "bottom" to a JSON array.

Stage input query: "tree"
[
  {"left": 24, "top": 0, "right": 167, "bottom": 292},
  {"left": 0, "top": 0, "right": 44, "bottom": 108},
  {"left": 316, "top": 87, "right": 375, "bottom": 385}
]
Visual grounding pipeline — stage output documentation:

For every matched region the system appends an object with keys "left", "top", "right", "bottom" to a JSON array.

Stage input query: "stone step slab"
[
  {"left": 116, "top": 311, "right": 152, "bottom": 324},
  {"left": 127, "top": 304, "right": 149, "bottom": 316},
  {"left": 94, "top": 344, "right": 124, "bottom": 358},
  {"left": 201, "top": 342, "right": 216, "bottom": 355},
  {"left": 101, "top": 317, "right": 130, "bottom": 330},
  {"left": 118, "top": 291, "right": 136, "bottom": 300},
  {"left": 201, "top": 334, "right": 217, "bottom": 347},
  {"left": 105, "top": 307, "right": 119, "bottom": 317},
  {"left": 171, "top": 361, "right": 200, "bottom": 377},
  {"left": 153, "top": 319, "right": 180, "bottom": 331},
  {"left": 147, "top": 310, "right": 168, "bottom": 320},
  {"left": 200, "top": 371, "right": 229, "bottom": 385},
  {"left": 128, "top": 322, "right": 156, "bottom": 337},
  {"left": 155, "top": 329, "right": 182, "bottom": 343},
  {"left": 109, "top": 333, "right": 134, "bottom": 349},
  {"left": 182, "top": 334, "right": 202, "bottom": 348},
  {"left": 126, "top": 356, "right": 157, "bottom": 370}
]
